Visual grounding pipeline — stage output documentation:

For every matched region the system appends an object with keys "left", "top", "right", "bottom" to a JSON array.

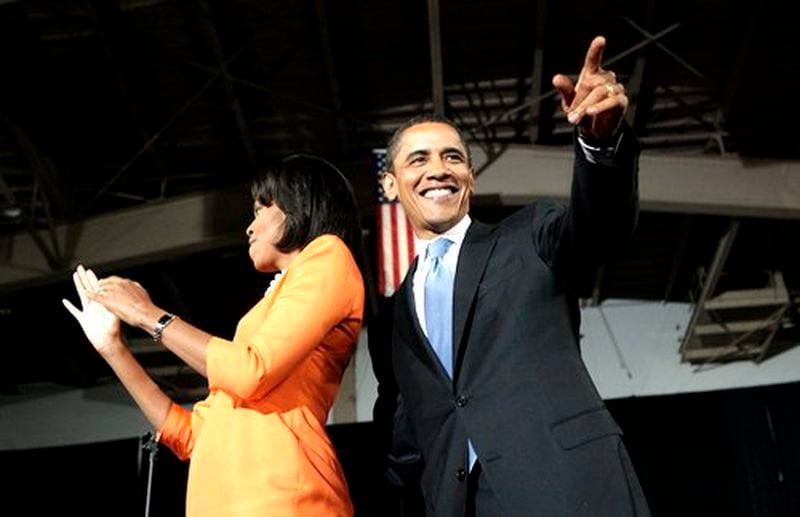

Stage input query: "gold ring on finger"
[{"left": 605, "top": 84, "right": 614, "bottom": 97}]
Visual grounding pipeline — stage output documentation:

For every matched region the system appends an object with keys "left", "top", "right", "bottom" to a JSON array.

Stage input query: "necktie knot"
[{"left": 427, "top": 238, "right": 453, "bottom": 261}]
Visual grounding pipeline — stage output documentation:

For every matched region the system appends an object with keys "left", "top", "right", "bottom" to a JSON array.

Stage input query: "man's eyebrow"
[
  {"left": 442, "top": 147, "right": 466, "bottom": 157},
  {"left": 404, "top": 149, "right": 430, "bottom": 161}
]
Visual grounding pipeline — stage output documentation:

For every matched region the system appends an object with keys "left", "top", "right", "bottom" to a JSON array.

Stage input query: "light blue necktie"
[
  {"left": 424, "top": 238, "right": 454, "bottom": 377},
  {"left": 424, "top": 238, "right": 478, "bottom": 471}
]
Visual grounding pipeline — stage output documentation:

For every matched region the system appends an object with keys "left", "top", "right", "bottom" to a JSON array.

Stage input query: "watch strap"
[{"left": 151, "top": 313, "right": 177, "bottom": 343}]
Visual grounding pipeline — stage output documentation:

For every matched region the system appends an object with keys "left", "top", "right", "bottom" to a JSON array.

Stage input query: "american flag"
[{"left": 374, "top": 148, "right": 417, "bottom": 297}]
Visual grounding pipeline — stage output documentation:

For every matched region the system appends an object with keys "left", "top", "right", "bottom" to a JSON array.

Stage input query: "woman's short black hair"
[{"left": 250, "top": 154, "right": 362, "bottom": 258}]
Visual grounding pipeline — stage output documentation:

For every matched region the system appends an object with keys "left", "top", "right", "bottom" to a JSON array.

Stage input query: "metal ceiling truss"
[
  {"left": 441, "top": 17, "right": 738, "bottom": 161},
  {"left": 681, "top": 221, "right": 800, "bottom": 366},
  {"left": 2, "top": 116, "right": 69, "bottom": 269},
  {"left": 196, "top": 0, "right": 256, "bottom": 170}
]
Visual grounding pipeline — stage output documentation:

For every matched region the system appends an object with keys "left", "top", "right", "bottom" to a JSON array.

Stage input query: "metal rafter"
[
  {"left": 528, "top": 0, "right": 550, "bottom": 144},
  {"left": 186, "top": 63, "right": 377, "bottom": 132},
  {"left": 88, "top": 0, "right": 166, "bottom": 180},
  {"left": 87, "top": 71, "right": 222, "bottom": 209},
  {"left": 484, "top": 22, "right": 682, "bottom": 129},
  {"left": 621, "top": 15, "right": 728, "bottom": 152},
  {"left": 5, "top": 117, "right": 67, "bottom": 268},
  {"left": 314, "top": 0, "right": 348, "bottom": 154},
  {"left": 445, "top": 97, "right": 507, "bottom": 178},
  {"left": 0, "top": 170, "right": 19, "bottom": 211},
  {"left": 84, "top": 3, "right": 308, "bottom": 208},
  {"left": 234, "top": 0, "right": 349, "bottom": 153},
  {"left": 196, "top": 0, "right": 256, "bottom": 170},
  {"left": 715, "top": 4, "right": 758, "bottom": 152},
  {"left": 680, "top": 219, "right": 740, "bottom": 358},
  {"left": 426, "top": 0, "right": 444, "bottom": 115},
  {"left": 452, "top": 82, "right": 495, "bottom": 141},
  {"left": 622, "top": 7, "right": 656, "bottom": 132}
]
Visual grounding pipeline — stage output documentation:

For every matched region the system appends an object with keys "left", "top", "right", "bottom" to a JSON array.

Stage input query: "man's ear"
[
  {"left": 467, "top": 167, "right": 476, "bottom": 195},
  {"left": 381, "top": 171, "right": 398, "bottom": 201}
]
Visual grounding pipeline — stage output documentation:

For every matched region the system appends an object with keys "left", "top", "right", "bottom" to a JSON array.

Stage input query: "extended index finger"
[{"left": 582, "top": 35, "right": 606, "bottom": 73}]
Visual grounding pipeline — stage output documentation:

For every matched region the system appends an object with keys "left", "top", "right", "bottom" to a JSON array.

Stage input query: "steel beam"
[
  {"left": 0, "top": 185, "right": 250, "bottom": 293},
  {"left": 426, "top": 0, "right": 445, "bottom": 114}
]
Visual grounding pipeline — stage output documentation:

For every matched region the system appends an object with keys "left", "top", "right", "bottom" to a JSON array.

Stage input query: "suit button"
[
  {"left": 455, "top": 396, "right": 468, "bottom": 407},
  {"left": 455, "top": 468, "right": 467, "bottom": 482}
]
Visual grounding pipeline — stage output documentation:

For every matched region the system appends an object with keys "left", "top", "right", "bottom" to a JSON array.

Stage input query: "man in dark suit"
[{"left": 377, "top": 36, "right": 650, "bottom": 516}]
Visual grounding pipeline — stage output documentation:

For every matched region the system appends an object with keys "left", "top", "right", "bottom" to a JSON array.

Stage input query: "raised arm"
[
  {"left": 62, "top": 265, "right": 172, "bottom": 430},
  {"left": 533, "top": 37, "right": 639, "bottom": 287}
]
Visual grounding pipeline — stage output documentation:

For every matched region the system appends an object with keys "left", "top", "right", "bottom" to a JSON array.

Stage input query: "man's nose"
[{"left": 427, "top": 157, "right": 451, "bottom": 176}]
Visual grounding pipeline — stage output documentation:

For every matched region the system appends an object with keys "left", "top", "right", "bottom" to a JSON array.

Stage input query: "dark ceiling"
[{"left": 1, "top": 0, "right": 798, "bottom": 394}]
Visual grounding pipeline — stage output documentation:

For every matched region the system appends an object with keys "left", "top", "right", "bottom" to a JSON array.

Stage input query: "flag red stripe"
[
  {"left": 405, "top": 215, "right": 415, "bottom": 265},
  {"left": 390, "top": 205, "right": 401, "bottom": 289}
]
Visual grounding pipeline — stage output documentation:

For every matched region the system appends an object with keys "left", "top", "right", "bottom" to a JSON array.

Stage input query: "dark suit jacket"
[{"left": 388, "top": 125, "right": 650, "bottom": 516}]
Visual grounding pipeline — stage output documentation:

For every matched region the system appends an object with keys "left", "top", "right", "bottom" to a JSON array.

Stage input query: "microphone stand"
[{"left": 139, "top": 432, "right": 159, "bottom": 517}]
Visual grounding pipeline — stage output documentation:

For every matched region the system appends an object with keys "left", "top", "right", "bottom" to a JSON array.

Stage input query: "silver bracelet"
[{"left": 151, "top": 313, "right": 177, "bottom": 343}]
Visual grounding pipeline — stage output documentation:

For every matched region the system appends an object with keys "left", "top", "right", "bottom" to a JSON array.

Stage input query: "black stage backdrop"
[{"left": 2, "top": 381, "right": 798, "bottom": 517}]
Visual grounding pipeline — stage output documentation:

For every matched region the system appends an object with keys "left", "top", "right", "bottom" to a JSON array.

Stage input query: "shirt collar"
[{"left": 415, "top": 214, "right": 472, "bottom": 257}]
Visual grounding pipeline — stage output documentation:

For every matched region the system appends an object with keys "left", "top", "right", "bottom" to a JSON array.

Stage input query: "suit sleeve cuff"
[{"left": 576, "top": 126, "right": 626, "bottom": 167}]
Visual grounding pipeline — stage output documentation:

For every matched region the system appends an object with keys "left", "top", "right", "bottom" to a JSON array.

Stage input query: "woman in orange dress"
[{"left": 63, "top": 155, "right": 364, "bottom": 516}]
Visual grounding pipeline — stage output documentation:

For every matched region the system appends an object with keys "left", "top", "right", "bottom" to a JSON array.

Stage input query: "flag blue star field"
[{"left": 374, "top": 148, "right": 417, "bottom": 297}]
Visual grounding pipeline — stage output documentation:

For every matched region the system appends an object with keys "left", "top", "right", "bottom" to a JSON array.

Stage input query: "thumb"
[
  {"left": 62, "top": 298, "right": 82, "bottom": 321},
  {"left": 552, "top": 74, "right": 575, "bottom": 111}
]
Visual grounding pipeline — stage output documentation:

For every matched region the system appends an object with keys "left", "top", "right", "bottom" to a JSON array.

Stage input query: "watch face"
[{"left": 153, "top": 313, "right": 176, "bottom": 342}]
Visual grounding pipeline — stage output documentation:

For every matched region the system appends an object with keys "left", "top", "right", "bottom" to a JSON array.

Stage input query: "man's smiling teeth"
[{"left": 423, "top": 187, "right": 454, "bottom": 199}]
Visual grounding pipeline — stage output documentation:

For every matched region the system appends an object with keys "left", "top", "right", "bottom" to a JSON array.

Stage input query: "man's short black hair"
[
  {"left": 384, "top": 113, "right": 472, "bottom": 172},
  {"left": 251, "top": 154, "right": 363, "bottom": 259}
]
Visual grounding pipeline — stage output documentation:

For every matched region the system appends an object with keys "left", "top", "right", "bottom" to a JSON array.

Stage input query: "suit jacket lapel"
[{"left": 453, "top": 221, "right": 496, "bottom": 374}]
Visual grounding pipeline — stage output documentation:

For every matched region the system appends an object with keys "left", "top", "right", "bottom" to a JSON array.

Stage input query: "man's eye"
[{"left": 445, "top": 154, "right": 463, "bottom": 162}]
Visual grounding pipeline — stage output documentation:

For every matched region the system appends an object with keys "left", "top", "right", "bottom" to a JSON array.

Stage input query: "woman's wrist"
[
  {"left": 140, "top": 306, "right": 167, "bottom": 334},
  {"left": 150, "top": 313, "right": 178, "bottom": 344},
  {"left": 98, "top": 336, "right": 128, "bottom": 361}
]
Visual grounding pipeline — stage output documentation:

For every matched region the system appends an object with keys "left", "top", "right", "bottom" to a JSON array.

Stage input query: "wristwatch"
[{"left": 151, "top": 313, "right": 177, "bottom": 343}]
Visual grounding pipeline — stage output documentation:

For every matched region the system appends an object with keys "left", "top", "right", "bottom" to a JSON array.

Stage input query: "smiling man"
[
  {"left": 383, "top": 120, "right": 474, "bottom": 239},
  {"left": 378, "top": 36, "right": 651, "bottom": 516}
]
